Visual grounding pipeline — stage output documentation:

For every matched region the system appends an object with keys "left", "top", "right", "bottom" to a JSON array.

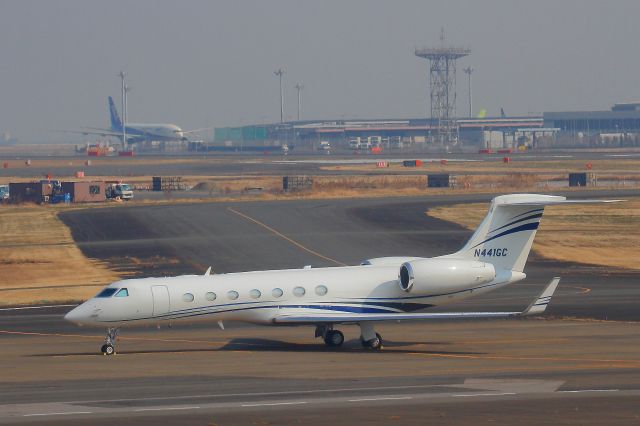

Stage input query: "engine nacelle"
[{"left": 398, "top": 258, "right": 496, "bottom": 294}]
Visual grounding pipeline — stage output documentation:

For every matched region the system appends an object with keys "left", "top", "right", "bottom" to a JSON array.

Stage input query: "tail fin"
[
  {"left": 108, "top": 96, "right": 122, "bottom": 131},
  {"left": 446, "top": 194, "right": 621, "bottom": 273}
]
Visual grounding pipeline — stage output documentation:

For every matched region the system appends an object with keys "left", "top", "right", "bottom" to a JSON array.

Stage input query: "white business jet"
[{"left": 65, "top": 194, "right": 619, "bottom": 355}]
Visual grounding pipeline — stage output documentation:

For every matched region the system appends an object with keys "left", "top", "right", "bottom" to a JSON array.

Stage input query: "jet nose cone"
[
  {"left": 64, "top": 304, "right": 96, "bottom": 325},
  {"left": 64, "top": 306, "right": 82, "bottom": 324}
]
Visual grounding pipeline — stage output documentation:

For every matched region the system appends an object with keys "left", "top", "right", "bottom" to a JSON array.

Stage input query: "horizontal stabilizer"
[
  {"left": 503, "top": 199, "right": 624, "bottom": 206},
  {"left": 522, "top": 277, "right": 560, "bottom": 316}
]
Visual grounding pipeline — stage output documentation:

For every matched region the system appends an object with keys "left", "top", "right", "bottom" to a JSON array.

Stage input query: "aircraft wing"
[
  {"left": 180, "top": 126, "right": 214, "bottom": 134},
  {"left": 272, "top": 277, "right": 560, "bottom": 324},
  {"left": 58, "top": 128, "right": 125, "bottom": 138}
]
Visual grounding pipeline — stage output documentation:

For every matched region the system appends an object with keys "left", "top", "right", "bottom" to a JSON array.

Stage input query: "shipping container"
[
  {"left": 61, "top": 181, "right": 106, "bottom": 203},
  {"left": 427, "top": 174, "right": 451, "bottom": 188}
]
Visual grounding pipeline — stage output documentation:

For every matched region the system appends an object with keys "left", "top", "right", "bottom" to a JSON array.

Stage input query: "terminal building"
[
  {"left": 187, "top": 103, "right": 640, "bottom": 153},
  {"left": 543, "top": 103, "right": 640, "bottom": 147},
  {"left": 191, "top": 116, "right": 548, "bottom": 153}
]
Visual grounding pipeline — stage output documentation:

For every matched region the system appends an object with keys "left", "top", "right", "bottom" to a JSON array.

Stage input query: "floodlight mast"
[
  {"left": 463, "top": 66, "right": 474, "bottom": 118},
  {"left": 118, "top": 71, "right": 127, "bottom": 150},
  {"left": 274, "top": 68, "right": 286, "bottom": 123},
  {"left": 294, "top": 82, "right": 304, "bottom": 121}
]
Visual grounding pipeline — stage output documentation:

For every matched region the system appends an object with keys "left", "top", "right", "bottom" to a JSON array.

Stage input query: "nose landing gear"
[{"left": 101, "top": 327, "right": 119, "bottom": 355}]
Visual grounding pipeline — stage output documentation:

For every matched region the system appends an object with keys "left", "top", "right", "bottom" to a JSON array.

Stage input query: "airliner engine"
[{"left": 398, "top": 259, "right": 495, "bottom": 294}]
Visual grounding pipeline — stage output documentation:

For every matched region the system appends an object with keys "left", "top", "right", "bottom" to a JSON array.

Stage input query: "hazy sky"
[{"left": 1, "top": 0, "right": 639, "bottom": 142}]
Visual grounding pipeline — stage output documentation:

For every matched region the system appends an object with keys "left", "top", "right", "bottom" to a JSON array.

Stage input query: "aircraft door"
[{"left": 151, "top": 285, "right": 170, "bottom": 317}]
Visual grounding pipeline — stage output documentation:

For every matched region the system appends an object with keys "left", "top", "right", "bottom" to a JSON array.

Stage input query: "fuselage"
[
  {"left": 119, "top": 123, "right": 185, "bottom": 142},
  {"left": 64, "top": 260, "right": 523, "bottom": 328}
]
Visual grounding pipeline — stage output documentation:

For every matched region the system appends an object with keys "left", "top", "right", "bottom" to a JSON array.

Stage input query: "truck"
[
  {"left": 106, "top": 183, "right": 134, "bottom": 200},
  {"left": 0, "top": 185, "right": 8, "bottom": 201}
]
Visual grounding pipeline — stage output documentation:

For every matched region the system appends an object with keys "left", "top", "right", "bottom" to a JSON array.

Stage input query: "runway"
[{"left": 1, "top": 192, "right": 639, "bottom": 424}]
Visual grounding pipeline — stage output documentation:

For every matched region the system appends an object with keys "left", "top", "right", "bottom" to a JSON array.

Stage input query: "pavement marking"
[
  {"left": 0, "top": 329, "right": 229, "bottom": 345},
  {"left": 227, "top": 207, "right": 346, "bottom": 266},
  {"left": 348, "top": 396, "right": 413, "bottom": 402},
  {"left": 23, "top": 411, "right": 93, "bottom": 417},
  {"left": 0, "top": 304, "right": 77, "bottom": 311},
  {"left": 453, "top": 392, "right": 517, "bottom": 398},
  {"left": 409, "top": 352, "right": 640, "bottom": 365},
  {"left": 133, "top": 406, "right": 201, "bottom": 412},
  {"left": 558, "top": 389, "right": 619, "bottom": 393},
  {"left": 241, "top": 401, "right": 308, "bottom": 407},
  {"left": 32, "top": 384, "right": 455, "bottom": 406}
]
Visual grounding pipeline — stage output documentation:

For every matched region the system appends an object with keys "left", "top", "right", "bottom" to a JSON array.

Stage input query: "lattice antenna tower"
[{"left": 415, "top": 29, "right": 470, "bottom": 145}]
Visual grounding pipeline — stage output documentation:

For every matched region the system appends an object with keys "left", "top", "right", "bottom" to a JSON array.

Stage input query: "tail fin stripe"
[
  {"left": 472, "top": 222, "right": 540, "bottom": 249},
  {"left": 490, "top": 213, "right": 543, "bottom": 234},
  {"left": 510, "top": 208, "right": 544, "bottom": 220}
]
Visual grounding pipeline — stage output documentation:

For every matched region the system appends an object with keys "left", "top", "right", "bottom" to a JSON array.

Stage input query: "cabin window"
[
  {"left": 293, "top": 286, "right": 305, "bottom": 297},
  {"left": 205, "top": 292, "right": 217, "bottom": 301},
  {"left": 96, "top": 288, "right": 117, "bottom": 298},
  {"left": 89, "top": 185, "right": 101, "bottom": 195},
  {"left": 227, "top": 290, "right": 239, "bottom": 300},
  {"left": 114, "top": 288, "right": 129, "bottom": 297},
  {"left": 315, "top": 285, "right": 328, "bottom": 296},
  {"left": 182, "top": 293, "right": 194, "bottom": 302},
  {"left": 272, "top": 288, "right": 283, "bottom": 298},
  {"left": 249, "top": 289, "right": 261, "bottom": 299}
]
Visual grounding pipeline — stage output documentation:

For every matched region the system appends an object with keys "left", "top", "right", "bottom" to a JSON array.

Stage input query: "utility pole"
[
  {"left": 294, "top": 82, "right": 304, "bottom": 121},
  {"left": 463, "top": 66, "right": 474, "bottom": 118},
  {"left": 118, "top": 71, "right": 127, "bottom": 150},
  {"left": 274, "top": 68, "right": 286, "bottom": 123}
]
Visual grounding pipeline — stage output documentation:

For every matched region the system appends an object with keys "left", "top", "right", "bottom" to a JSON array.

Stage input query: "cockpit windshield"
[
  {"left": 96, "top": 288, "right": 118, "bottom": 298},
  {"left": 114, "top": 288, "right": 129, "bottom": 297}
]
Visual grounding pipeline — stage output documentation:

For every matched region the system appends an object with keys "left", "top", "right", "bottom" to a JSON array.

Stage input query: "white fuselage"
[
  {"left": 122, "top": 123, "right": 185, "bottom": 141},
  {"left": 65, "top": 259, "right": 523, "bottom": 328}
]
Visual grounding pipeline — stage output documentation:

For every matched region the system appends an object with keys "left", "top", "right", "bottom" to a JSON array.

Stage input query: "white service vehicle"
[
  {"left": 106, "top": 183, "right": 134, "bottom": 200},
  {"left": 65, "top": 194, "right": 620, "bottom": 355}
]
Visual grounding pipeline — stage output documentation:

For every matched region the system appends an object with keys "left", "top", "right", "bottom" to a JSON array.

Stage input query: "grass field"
[
  {"left": 427, "top": 197, "right": 640, "bottom": 271},
  {"left": 0, "top": 205, "right": 119, "bottom": 306}
]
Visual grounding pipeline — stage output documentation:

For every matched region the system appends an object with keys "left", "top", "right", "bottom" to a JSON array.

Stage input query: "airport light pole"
[
  {"left": 463, "top": 66, "right": 474, "bottom": 118},
  {"left": 118, "top": 71, "right": 127, "bottom": 150},
  {"left": 294, "top": 82, "right": 304, "bottom": 121},
  {"left": 274, "top": 68, "right": 286, "bottom": 123}
]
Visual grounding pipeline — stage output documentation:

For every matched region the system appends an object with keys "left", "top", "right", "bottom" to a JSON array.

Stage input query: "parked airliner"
[
  {"left": 77, "top": 97, "right": 206, "bottom": 143},
  {"left": 64, "top": 194, "right": 620, "bottom": 355}
]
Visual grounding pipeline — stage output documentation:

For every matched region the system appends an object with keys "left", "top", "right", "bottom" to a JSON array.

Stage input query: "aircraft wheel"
[
  {"left": 324, "top": 330, "right": 344, "bottom": 347},
  {"left": 361, "top": 333, "right": 383, "bottom": 350},
  {"left": 101, "top": 344, "right": 115, "bottom": 356}
]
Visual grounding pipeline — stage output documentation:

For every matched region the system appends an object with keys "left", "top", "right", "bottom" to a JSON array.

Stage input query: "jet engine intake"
[{"left": 398, "top": 259, "right": 495, "bottom": 294}]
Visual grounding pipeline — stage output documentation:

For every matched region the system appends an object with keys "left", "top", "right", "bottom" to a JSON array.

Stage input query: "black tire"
[
  {"left": 324, "top": 330, "right": 344, "bottom": 347},
  {"left": 101, "top": 344, "right": 115, "bottom": 355}
]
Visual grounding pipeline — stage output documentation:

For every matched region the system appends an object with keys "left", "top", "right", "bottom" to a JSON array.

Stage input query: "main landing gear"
[
  {"left": 315, "top": 323, "right": 383, "bottom": 350},
  {"left": 101, "top": 327, "right": 119, "bottom": 355},
  {"left": 316, "top": 325, "right": 344, "bottom": 347},
  {"left": 359, "top": 322, "right": 383, "bottom": 350}
]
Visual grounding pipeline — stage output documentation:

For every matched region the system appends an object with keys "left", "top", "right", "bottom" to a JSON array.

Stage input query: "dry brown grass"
[
  {"left": 321, "top": 157, "right": 640, "bottom": 174},
  {"left": 427, "top": 197, "right": 640, "bottom": 271},
  {"left": 0, "top": 205, "right": 120, "bottom": 306}
]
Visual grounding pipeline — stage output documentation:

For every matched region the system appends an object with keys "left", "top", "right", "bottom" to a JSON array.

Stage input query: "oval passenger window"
[{"left": 315, "top": 285, "right": 328, "bottom": 296}]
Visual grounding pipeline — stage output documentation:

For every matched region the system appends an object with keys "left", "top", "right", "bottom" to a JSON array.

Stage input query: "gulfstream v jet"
[{"left": 65, "top": 194, "right": 620, "bottom": 355}]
